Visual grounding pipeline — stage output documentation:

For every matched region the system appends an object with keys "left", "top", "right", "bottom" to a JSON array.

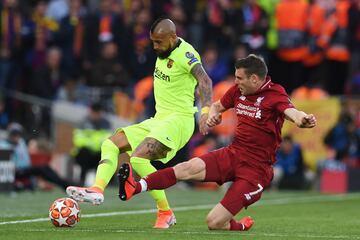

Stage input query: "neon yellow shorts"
[{"left": 118, "top": 113, "right": 195, "bottom": 163}]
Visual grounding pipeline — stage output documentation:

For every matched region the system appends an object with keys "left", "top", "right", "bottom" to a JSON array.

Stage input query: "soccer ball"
[{"left": 49, "top": 197, "right": 80, "bottom": 227}]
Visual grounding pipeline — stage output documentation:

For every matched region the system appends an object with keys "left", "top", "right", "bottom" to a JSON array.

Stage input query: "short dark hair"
[
  {"left": 234, "top": 54, "right": 268, "bottom": 79},
  {"left": 150, "top": 17, "right": 167, "bottom": 33}
]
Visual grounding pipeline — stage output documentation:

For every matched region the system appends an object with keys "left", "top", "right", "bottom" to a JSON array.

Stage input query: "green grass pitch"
[{"left": 1, "top": 186, "right": 360, "bottom": 240}]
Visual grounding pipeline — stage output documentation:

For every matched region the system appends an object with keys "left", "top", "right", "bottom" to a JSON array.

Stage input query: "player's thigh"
[
  {"left": 173, "top": 157, "right": 206, "bottom": 181},
  {"left": 200, "top": 147, "right": 235, "bottom": 184},
  {"left": 109, "top": 131, "right": 131, "bottom": 152},
  {"left": 132, "top": 137, "right": 170, "bottom": 160},
  {"left": 145, "top": 114, "right": 194, "bottom": 162},
  {"left": 220, "top": 179, "right": 264, "bottom": 216},
  {"left": 117, "top": 118, "right": 153, "bottom": 155}
]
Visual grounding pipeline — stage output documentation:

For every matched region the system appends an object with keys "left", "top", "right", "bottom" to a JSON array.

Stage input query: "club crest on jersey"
[
  {"left": 254, "top": 96, "right": 264, "bottom": 107},
  {"left": 167, "top": 59, "right": 174, "bottom": 68},
  {"left": 240, "top": 95, "right": 246, "bottom": 101}
]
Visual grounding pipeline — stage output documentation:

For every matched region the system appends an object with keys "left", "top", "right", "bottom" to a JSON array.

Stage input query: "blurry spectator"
[
  {"left": 228, "top": 43, "right": 249, "bottom": 75},
  {"left": 56, "top": 74, "right": 89, "bottom": 105},
  {"left": 31, "top": 47, "right": 65, "bottom": 99},
  {"left": 72, "top": 102, "right": 111, "bottom": 185},
  {"left": 273, "top": 0, "right": 308, "bottom": 94},
  {"left": 31, "top": 47, "right": 65, "bottom": 137},
  {"left": 57, "top": 0, "right": 87, "bottom": 75},
  {"left": 169, "top": 4, "right": 188, "bottom": 38},
  {"left": 348, "top": 0, "right": 360, "bottom": 94},
  {"left": 0, "top": 98, "right": 9, "bottom": 130},
  {"left": 82, "top": 0, "right": 126, "bottom": 71},
  {"left": 272, "top": 135, "right": 309, "bottom": 190},
  {"left": 324, "top": 111, "right": 360, "bottom": 163},
  {"left": 202, "top": 44, "right": 228, "bottom": 85},
  {"left": 235, "top": 0, "right": 269, "bottom": 58},
  {"left": 321, "top": 0, "right": 350, "bottom": 95},
  {"left": 0, "top": 0, "right": 25, "bottom": 117},
  {"left": 203, "top": 0, "right": 237, "bottom": 51},
  {"left": 22, "top": 0, "right": 59, "bottom": 70},
  {"left": 0, "top": 123, "right": 72, "bottom": 191},
  {"left": 126, "top": 7, "right": 156, "bottom": 81},
  {"left": 89, "top": 41, "right": 130, "bottom": 88},
  {"left": 303, "top": 0, "right": 326, "bottom": 87}
]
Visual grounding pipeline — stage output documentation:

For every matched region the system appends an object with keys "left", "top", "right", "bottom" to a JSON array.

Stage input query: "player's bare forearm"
[
  {"left": 284, "top": 108, "right": 317, "bottom": 128},
  {"left": 191, "top": 63, "right": 213, "bottom": 108},
  {"left": 191, "top": 63, "right": 213, "bottom": 135}
]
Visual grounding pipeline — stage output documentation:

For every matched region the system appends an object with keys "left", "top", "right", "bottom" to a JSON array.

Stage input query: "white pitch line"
[
  {"left": 16, "top": 226, "right": 360, "bottom": 239},
  {"left": 0, "top": 193, "right": 359, "bottom": 226}
]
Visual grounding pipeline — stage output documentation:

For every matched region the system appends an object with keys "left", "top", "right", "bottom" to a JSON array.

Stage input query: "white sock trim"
[{"left": 139, "top": 179, "right": 148, "bottom": 192}]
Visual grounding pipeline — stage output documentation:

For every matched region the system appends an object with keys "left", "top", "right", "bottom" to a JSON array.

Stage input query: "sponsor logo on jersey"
[
  {"left": 235, "top": 102, "right": 262, "bottom": 119},
  {"left": 154, "top": 67, "right": 170, "bottom": 82}
]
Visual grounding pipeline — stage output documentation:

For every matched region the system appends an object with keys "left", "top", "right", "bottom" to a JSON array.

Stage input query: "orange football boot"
[
  {"left": 153, "top": 209, "right": 176, "bottom": 229},
  {"left": 117, "top": 163, "right": 136, "bottom": 201},
  {"left": 238, "top": 216, "right": 254, "bottom": 231}
]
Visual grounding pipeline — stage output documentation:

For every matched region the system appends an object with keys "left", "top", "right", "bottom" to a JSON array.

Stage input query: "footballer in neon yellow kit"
[{"left": 66, "top": 18, "right": 213, "bottom": 228}]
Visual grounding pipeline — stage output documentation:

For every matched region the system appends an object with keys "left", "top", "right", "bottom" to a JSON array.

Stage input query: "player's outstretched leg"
[
  {"left": 66, "top": 186, "right": 104, "bottom": 205},
  {"left": 117, "top": 163, "right": 136, "bottom": 200},
  {"left": 117, "top": 163, "right": 177, "bottom": 228}
]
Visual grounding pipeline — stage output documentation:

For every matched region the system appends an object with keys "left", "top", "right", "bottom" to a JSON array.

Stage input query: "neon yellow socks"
[
  {"left": 131, "top": 156, "right": 170, "bottom": 211},
  {"left": 92, "top": 139, "right": 119, "bottom": 191}
]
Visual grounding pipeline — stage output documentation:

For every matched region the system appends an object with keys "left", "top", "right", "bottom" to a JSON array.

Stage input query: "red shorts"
[{"left": 200, "top": 147, "right": 273, "bottom": 215}]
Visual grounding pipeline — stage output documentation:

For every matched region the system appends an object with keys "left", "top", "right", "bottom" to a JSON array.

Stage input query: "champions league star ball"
[{"left": 49, "top": 198, "right": 80, "bottom": 227}]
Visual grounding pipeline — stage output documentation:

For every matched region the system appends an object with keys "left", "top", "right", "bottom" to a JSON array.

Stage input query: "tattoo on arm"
[{"left": 191, "top": 63, "right": 213, "bottom": 108}]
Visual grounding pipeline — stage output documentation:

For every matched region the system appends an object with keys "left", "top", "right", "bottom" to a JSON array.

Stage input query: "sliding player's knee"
[{"left": 206, "top": 214, "right": 225, "bottom": 230}]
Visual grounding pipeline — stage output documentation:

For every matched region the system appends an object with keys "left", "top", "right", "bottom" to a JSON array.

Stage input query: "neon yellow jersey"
[{"left": 153, "top": 38, "right": 201, "bottom": 115}]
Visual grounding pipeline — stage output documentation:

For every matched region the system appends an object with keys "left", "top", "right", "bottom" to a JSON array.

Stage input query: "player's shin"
[
  {"left": 92, "top": 139, "right": 120, "bottom": 191},
  {"left": 131, "top": 157, "right": 172, "bottom": 211}
]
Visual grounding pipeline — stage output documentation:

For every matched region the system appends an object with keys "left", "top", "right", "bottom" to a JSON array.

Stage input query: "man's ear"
[{"left": 251, "top": 74, "right": 258, "bottom": 84}]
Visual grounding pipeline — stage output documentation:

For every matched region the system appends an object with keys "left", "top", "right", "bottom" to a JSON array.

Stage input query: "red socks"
[
  {"left": 229, "top": 219, "right": 245, "bottom": 231},
  {"left": 137, "top": 167, "right": 177, "bottom": 192}
]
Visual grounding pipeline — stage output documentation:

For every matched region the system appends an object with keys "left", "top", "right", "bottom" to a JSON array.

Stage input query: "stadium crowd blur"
[{"left": 0, "top": 0, "right": 360, "bottom": 191}]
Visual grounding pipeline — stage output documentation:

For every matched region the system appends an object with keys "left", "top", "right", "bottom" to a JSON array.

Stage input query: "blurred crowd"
[
  {"left": 1, "top": 0, "right": 360, "bottom": 191},
  {"left": 0, "top": 0, "right": 360, "bottom": 135}
]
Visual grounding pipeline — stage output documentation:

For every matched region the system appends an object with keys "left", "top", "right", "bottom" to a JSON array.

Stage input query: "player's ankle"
[{"left": 89, "top": 186, "right": 104, "bottom": 193}]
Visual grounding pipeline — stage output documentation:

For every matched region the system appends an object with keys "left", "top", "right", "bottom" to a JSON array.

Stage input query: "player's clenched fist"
[{"left": 206, "top": 113, "right": 222, "bottom": 128}]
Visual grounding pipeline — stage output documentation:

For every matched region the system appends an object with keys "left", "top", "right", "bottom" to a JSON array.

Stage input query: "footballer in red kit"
[{"left": 117, "top": 54, "right": 317, "bottom": 232}]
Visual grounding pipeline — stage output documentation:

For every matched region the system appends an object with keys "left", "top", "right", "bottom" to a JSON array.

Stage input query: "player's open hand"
[
  {"left": 206, "top": 113, "right": 222, "bottom": 128},
  {"left": 298, "top": 114, "right": 316, "bottom": 128},
  {"left": 199, "top": 113, "right": 209, "bottom": 135}
]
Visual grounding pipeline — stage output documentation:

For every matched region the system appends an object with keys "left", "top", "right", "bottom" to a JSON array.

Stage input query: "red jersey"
[{"left": 220, "top": 77, "right": 294, "bottom": 165}]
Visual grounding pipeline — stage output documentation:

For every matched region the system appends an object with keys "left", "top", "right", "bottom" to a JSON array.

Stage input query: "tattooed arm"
[{"left": 191, "top": 63, "right": 213, "bottom": 135}]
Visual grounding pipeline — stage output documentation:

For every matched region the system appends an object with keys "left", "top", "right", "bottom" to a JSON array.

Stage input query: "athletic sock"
[
  {"left": 229, "top": 219, "right": 245, "bottom": 231},
  {"left": 131, "top": 156, "right": 171, "bottom": 211},
  {"left": 92, "top": 139, "right": 119, "bottom": 191},
  {"left": 144, "top": 167, "right": 177, "bottom": 190}
]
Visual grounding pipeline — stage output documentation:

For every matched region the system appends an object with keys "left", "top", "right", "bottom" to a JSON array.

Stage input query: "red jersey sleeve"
[
  {"left": 220, "top": 85, "right": 237, "bottom": 109},
  {"left": 273, "top": 86, "right": 294, "bottom": 113}
]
